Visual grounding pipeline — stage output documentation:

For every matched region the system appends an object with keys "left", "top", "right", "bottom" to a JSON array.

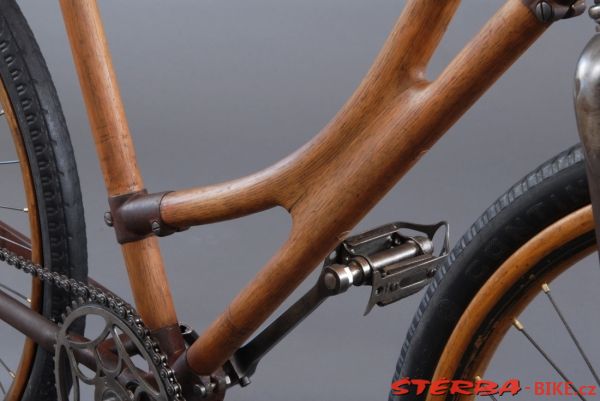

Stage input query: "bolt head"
[
  {"left": 590, "top": 4, "right": 600, "bottom": 21},
  {"left": 535, "top": 1, "right": 554, "bottom": 22},
  {"left": 151, "top": 221, "right": 161, "bottom": 234},
  {"left": 193, "top": 384, "right": 207, "bottom": 398},
  {"left": 104, "top": 211, "right": 113, "bottom": 227},
  {"left": 240, "top": 376, "right": 251, "bottom": 387},
  {"left": 323, "top": 272, "right": 338, "bottom": 290}
]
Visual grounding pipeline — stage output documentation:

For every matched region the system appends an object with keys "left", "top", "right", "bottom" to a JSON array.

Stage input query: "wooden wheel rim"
[
  {"left": 0, "top": 77, "right": 44, "bottom": 401},
  {"left": 424, "top": 205, "right": 595, "bottom": 401}
]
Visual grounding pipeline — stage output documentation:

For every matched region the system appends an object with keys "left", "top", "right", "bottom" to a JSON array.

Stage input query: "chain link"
[{"left": 0, "top": 246, "right": 185, "bottom": 401}]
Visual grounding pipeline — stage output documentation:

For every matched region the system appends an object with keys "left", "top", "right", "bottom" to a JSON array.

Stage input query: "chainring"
[{"left": 55, "top": 298, "right": 182, "bottom": 401}]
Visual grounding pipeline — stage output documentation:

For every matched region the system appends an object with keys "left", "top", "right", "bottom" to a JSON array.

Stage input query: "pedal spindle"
[
  {"left": 225, "top": 220, "right": 449, "bottom": 387},
  {"left": 324, "top": 221, "right": 449, "bottom": 314}
]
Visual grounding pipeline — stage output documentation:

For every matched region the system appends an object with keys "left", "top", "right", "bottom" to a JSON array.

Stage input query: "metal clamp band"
[
  {"left": 106, "top": 190, "right": 186, "bottom": 244},
  {"left": 521, "top": 0, "right": 585, "bottom": 22}
]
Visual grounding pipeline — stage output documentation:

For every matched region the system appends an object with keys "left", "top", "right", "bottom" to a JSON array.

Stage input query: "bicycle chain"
[{"left": 0, "top": 246, "right": 186, "bottom": 401}]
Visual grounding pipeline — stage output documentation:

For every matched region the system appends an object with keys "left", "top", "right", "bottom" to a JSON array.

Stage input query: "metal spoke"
[
  {"left": 0, "top": 378, "right": 5, "bottom": 395},
  {"left": 0, "top": 205, "right": 28, "bottom": 213},
  {"left": 0, "top": 160, "right": 18, "bottom": 165},
  {"left": 513, "top": 318, "right": 587, "bottom": 401},
  {"left": 0, "top": 357, "right": 15, "bottom": 380},
  {"left": 475, "top": 376, "right": 498, "bottom": 401},
  {"left": 542, "top": 283, "right": 600, "bottom": 387},
  {"left": 0, "top": 283, "right": 30, "bottom": 304}
]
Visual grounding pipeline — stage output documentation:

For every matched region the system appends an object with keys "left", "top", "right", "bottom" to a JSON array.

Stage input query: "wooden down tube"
[
  {"left": 59, "top": 0, "right": 179, "bottom": 330},
  {"left": 182, "top": 0, "right": 549, "bottom": 374}
]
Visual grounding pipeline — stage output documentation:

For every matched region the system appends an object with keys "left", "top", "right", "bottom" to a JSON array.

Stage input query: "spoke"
[
  {"left": 0, "top": 160, "right": 18, "bottom": 165},
  {"left": 513, "top": 318, "right": 587, "bottom": 401},
  {"left": 0, "top": 283, "right": 30, "bottom": 303},
  {"left": 542, "top": 283, "right": 600, "bottom": 387},
  {"left": 0, "top": 378, "right": 5, "bottom": 395},
  {"left": 475, "top": 376, "right": 498, "bottom": 401},
  {"left": 0, "top": 205, "right": 28, "bottom": 213},
  {"left": 0, "top": 356, "right": 15, "bottom": 379}
]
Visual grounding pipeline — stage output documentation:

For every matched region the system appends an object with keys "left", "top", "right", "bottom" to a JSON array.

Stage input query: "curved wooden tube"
[
  {"left": 159, "top": 0, "right": 462, "bottom": 227},
  {"left": 182, "top": 0, "right": 549, "bottom": 375}
]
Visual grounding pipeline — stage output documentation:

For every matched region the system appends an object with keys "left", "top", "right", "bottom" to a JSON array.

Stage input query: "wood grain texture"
[
  {"left": 183, "top": 0, "right": 549, "bottom": 374},
  {"left": 59, "top": 0, "right": 143, "bottom": 196},
  {"left": 121, "top": 238, "right": 179, "bottom": 329},
  {"left": 159, "top": 0, "right": 462, "bottom": 227},
  {"left": 59, "top": 0, "right": 179, "bottom": 331},
  {"left": 457, "top": 247, "right": 594, "bottom": 400},
  {"left": 425, "top": 205, "right": 594, "bottom": 401},
  {"left": 0, "top": 76, "right": 43, "bottom": 401}
]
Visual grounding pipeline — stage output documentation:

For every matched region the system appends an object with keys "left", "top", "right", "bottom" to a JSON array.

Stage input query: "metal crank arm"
[
  {"left": 576, "top": 3, "right": 600, "bottom": 255},
  {"left": 224, "top": 220, "right": 449, "bottom": 387}
]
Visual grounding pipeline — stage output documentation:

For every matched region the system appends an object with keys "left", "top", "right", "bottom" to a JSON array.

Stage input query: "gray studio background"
[{"left": 10, "top": 0, "right": 600, "bottom": 400}]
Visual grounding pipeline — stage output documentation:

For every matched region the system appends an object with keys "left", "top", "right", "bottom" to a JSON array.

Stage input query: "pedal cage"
[{"left": 324, "top": 221, "right": 450, "bottom": 314}]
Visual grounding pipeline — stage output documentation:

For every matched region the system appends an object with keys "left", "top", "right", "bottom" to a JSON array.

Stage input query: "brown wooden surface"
[
  {"left": 457, "top": 248, "right": 594, "bottom": 401},
  {"left": 159, "top": 0, "right": 463, "bottom": 227},
  {"left": 425, "top": 205, "right": 594, "bottom": 401},
  {"left": 59, "top": 0, "right": 179, "bottom": 331},
  {"left": 0, "top": 76, "right": 43, "bottom": 401},
  {"left": 183, "top": 0, "right": 549, "bottom": 374}
]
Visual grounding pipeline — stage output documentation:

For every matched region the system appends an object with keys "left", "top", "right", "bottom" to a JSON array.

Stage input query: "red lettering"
[
  {"left": 497, "top": 379, "right": 521, "bottom": 396},
  {"left": 535, "top": 382, "right": 545, "bottom": 395},
  {"left": 430, "top": 379, "right": 450, "bottom": 395},
  {"left": 552, "top": 382, "right": 564, "bottom": 395},
  {"left": 474, "top": 379, "right": 498, "bottom": 395},
  {"left": 449, "top": 380, "right": 473, "bottom": 395},
  {"left": 564, "top": 382, "right": 576, "bottom": 396},
  {"left": 412, "top": 379, "right": 429, "bottom": 395},
  {"left": 390, "top": 378, "right": 411, "bottom": 395}
]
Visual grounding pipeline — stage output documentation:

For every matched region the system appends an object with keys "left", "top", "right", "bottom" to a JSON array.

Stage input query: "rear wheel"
[
  {"left": 391, "top": 144, "right": 597, "bottom": 400},
  {"left": 0, "top": 1, "right": 87, "bottom": 400}
]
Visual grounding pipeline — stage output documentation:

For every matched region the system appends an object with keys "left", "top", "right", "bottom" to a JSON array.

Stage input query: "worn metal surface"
[
  {"left": 55, "top": 301, "right": 173, "bottom": 401},
  {"left": 224, "top": 220, "right": 449, "bottom": 388},
  {"left": 575, "top": 32, "right": 600, "bottom": 260},
  {"left": 0, "top": 287, "right": 57, "bottom": 353},
  {"left": 521, "top": 0, "right": 585, "bottom": 22},
  {"left": 107, "top": 189, "right": 183, "bottom": 243},
  {"left": 0, "top": 245, "right": 186, "bottom": 401}
]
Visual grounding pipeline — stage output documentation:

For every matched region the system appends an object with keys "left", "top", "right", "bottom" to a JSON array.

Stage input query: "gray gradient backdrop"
[{"left": 9, "top": 1, "right": 600, "bottom": 400}]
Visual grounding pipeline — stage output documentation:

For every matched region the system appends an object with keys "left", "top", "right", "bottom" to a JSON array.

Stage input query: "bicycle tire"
[
  {"left": 390, "top": 144, "right": 591, "bottom": 400},
  {"left": 0, "top": 1, "right": 87, "bottom": 400}
]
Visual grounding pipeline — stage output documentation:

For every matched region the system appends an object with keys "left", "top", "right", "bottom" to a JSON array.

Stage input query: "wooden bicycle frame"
[{"left": 58, "top": 0, "right": 550, "bottom": 377}]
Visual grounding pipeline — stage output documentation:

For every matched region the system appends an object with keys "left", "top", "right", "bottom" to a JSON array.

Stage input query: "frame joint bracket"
[
  {"left": 105, "top": 189, "right": 188, "bottom": 244},
  {"left": 521, "top": 0, "right": 586, "bottom": 23}
]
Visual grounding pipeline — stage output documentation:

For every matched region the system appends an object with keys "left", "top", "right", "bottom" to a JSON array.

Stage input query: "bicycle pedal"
[{"left": 324, "top": 221, "right": 450, "bottom": 314}]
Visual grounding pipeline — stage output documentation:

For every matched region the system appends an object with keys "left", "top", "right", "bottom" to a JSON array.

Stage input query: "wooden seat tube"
[{"left": 59, "top": 0, "right": 179, "bottom": 330}]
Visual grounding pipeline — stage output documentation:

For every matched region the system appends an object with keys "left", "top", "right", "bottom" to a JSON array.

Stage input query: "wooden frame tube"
[
  {"left": 159, "top": 0, "right": 463, "bottom": 227},
  {"left": 182, "top": 0, "right": 548, "bottom": 374},
  {"left": 59, "top": 0, "right": 179, "bottom": 330}
]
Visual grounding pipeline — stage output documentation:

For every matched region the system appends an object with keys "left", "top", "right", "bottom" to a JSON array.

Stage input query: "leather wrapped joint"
[
  {"left": 107, "top": 190, "right": 188, "bottom": 244},
  {"left": 521, "top": 0, "right": 585, "bottom": 22}
]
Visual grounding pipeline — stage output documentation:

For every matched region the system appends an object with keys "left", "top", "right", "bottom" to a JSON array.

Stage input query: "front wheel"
[{"left": 391, "top": 144, "right": 597, "bottom": 400}]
